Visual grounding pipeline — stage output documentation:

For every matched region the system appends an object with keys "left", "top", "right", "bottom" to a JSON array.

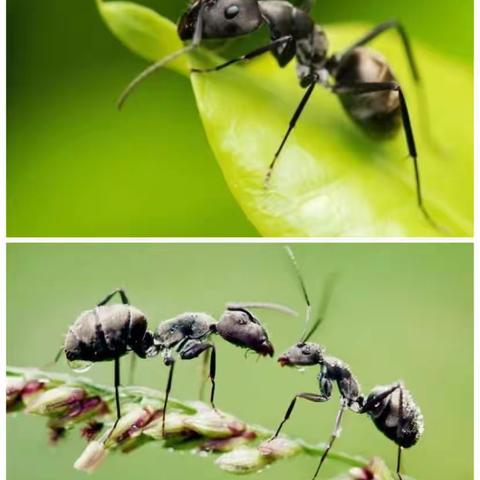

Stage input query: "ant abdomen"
[
  {"left": 334, "top": 48, "right": 402, "bottom": 138},
  {"left": 363, "top": 383, "right": 424, "bottom": 448},
  {"left": 64, "top": 304, "right": 150, "bottom": 363}
]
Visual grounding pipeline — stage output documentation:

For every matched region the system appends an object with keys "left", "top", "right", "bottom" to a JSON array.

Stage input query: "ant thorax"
[
  {"left": 153, "top": 313, "right": 215, "bottom": 350},
  {"left": 295, "top": 26, "right": 329, "bottom": 87}
]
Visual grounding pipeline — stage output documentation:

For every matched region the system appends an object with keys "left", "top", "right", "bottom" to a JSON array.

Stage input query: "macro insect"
[
  {"left": 60, "top": 289, "right": 156, "bottom": 439},
  {"left": 266, "top": 248, "right": 363, "bottom": 479},
  {"left": 151, "top": 301, "right": 296, "bottom": 434},
  {"left": 118, "top": 0, "right": 438, "bottom": 229},
  {"left": 60, "top": 289, "right": 296, "bottom": 438},
  {"left": 360, "top": 381, "right": 424, "bottom": 480},
  {"left": 265, "top": 247, "right": 423, "bottom": 479}
]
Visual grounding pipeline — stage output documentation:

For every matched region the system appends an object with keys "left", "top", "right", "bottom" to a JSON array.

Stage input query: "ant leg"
[
  {"left": 198, "top": 348, "right": 210, "bottom": 401},
  {"left": 270, "top": 392, "right": 329, "bottom": 440},
  {"left": 97, "top": 289, "right": 129, "bottom": 306},
  {"left": 161, "top": 360, "right": 175, "bottom": 437},
  {"left": 117, "top": 3, "right": 206, "bottom": 109},
  {"left": 311, "top": 400, "right": 347, "bottom": 480},
  {"left": 396, "top": 387, "right": 405, "bottom": 480},
  {"left": 333, "top": 81, "right": 443, "bottom": 232},
  {"left": 179, "top": 341, "right": 217, "bottom": 410},
  {"left": 338, "top": 20, "right": 419, "bottom": 82},
  {"left": 396, "top": 445, "right": 404, "bottom": 480},
  {"left": 104, "top": 356, "right": 122, "bottom": 443},
  {"left": 208, "top": 345, "right": 217, "bottom": 411},
  {"left": 265, "top": 80, "right": 317, "bottom": 185},
  {"left": 191, "top": 35, "right": 293, "bottom": 73}
]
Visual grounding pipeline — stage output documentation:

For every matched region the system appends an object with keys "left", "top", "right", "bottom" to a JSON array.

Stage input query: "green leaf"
[
  {"left": 95, "top": 0, "right": 188, "bottom": 75},
  {"left": 96, "top": 0, "right": 473, "bottom": 237}
]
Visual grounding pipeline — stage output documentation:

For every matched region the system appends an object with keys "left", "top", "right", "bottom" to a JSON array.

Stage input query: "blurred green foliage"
[
  {"left": 6, "top": 0, "right": 472, "bottom": 237},
  {"left": 7, "top": 244, "right": 473, "bottom": 479}
]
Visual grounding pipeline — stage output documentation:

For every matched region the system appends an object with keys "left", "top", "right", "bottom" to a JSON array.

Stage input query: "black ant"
[
  {"left": 60, "top": 289, "right": 156, "bottom": 440},
  {"left": 117, "top": 0, "right": 439, "bottom": 230},
  {"left": 151, "top": 301, "right": 297, "bottom": 435},
  {"left": 264, "top": 248, "right": 423, "bottom": 480},
  {"left": 60, "top": 289, "right": 296, "bottom": 438}
]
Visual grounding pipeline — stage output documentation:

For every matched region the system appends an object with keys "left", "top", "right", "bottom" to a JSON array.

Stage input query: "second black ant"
[{"left": 263, "top": 248, "right": 424, "bottom": 480}]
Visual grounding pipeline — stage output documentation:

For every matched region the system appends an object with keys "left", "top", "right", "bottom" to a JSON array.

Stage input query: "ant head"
[
  {"left": 178, "top": 0, "right": 263, "bottom": 40},
  {"left": 215, "top": 308, "right": 274, "bottom": 357},
  {"left": 277, "top": 341, "right": 323, "bottom": 367}
]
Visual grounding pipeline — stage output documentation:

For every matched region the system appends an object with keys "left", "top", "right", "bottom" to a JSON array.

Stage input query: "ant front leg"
[
  {"left": 97, "top": 288, "right": 129, "bottom": 306},
  {"left": 179, "top": 340, "right": 218, "bottom": 411},
  {"left": 191, "top": 35, "right": 293, "bottom": 73},
  {"left": 269, "top": 391, "right": 330, "bottom": 440},
  {"left": 333, "top": 81, "right": 442, "bottom": 232},
  {"left": 396, "top": 387, "right": 405, "bottom": 480}
]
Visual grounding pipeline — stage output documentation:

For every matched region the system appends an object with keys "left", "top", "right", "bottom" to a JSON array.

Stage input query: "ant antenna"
[
  {"left": 285, "top": 246, "right": 311, "bottom": 340},
  {"left": 226, "top": 302, "right": 298, "bottom": 317},
  {"left": 302, "top": 272, "right": 339, "bottom": 342},
  {"left": 117, "top": 4, "right": 206, "bottom": 109}
]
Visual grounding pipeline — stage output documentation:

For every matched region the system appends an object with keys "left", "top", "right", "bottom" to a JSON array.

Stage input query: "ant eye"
[
  {"left": 237, "top": 317, "right": 247, "bottom": 325},
  {"left": 224, "top": 4, "right": 240, "bottom": 19},
  {"left": 302, "top": 346, "right": 311, "bottom": 354}
]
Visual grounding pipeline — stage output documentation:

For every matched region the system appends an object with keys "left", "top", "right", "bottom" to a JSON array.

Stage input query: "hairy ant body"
[
  {"left": 62, "top": 289, "right": 155, "bottom": 438},
  {"left": 61, "top": 290, "right": 295, "bottom": 437},
  {"left": 266, "top": 248, "right": 423, "bottom": 479},
  {"left": 151, "top": 301, "right": 296, "bottom": 434}
]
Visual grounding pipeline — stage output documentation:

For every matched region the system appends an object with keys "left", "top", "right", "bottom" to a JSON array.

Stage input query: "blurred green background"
[
  {"left": 6, "top": 0, "right": 473, "bottom": 237},
  {"left": 7, "top": 243, "right": 473, "bottom": 479}
]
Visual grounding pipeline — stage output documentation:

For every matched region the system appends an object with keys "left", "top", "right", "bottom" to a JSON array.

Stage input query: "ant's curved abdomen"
[
  {"left": 363, "top": 383, "right": 424, "bottom": 448},
  {"left": 334, "top": 48, "right": 402, "bottom": 138},
  {"left": 64, "top": 304, "right": 150, "bottom": 363}
]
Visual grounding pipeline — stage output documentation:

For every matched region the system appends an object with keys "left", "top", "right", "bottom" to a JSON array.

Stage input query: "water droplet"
[{"left": 68, "top": 359, "right": 93, "bottom": 373}]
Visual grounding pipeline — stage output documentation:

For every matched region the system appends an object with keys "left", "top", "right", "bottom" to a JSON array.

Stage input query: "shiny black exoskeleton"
[
  {"left": 63, "top": 289, "right": 155, "bottom": 439},
  {"left": 118, "top": 0, "right": 438, "bottom": 229},
  {"left": 266, "top": 248, "right": 423, "bottom": 480},
  {"left": 151, "top": 302, "right": 295, "bottom": 434},
  {"left": 361, "top": 382, "right": 424, "bottom": 449}
]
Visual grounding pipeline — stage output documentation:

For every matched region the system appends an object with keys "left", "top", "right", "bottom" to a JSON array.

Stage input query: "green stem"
[{"left": 7, "top": 366, "right": 405, "bottom": 477}]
